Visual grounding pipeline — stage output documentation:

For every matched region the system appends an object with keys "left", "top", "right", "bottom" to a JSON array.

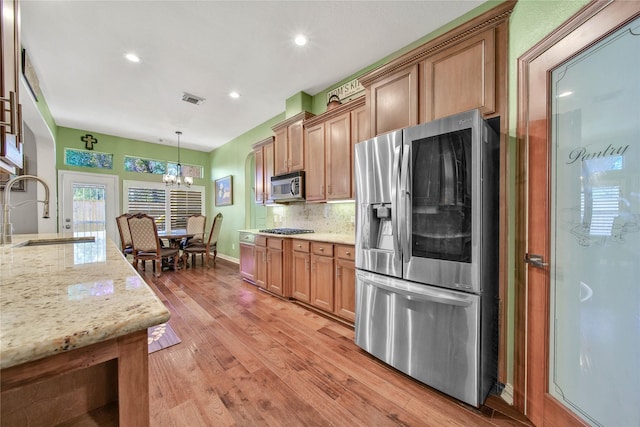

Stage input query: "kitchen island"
[{"left": 0, "top": 233, "right": 170, "bottom": 426}]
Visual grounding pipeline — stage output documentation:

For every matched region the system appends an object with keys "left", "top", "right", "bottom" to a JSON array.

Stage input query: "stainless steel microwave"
[{"left": 271, "top": 171, "right": 305, "bottom": 202}]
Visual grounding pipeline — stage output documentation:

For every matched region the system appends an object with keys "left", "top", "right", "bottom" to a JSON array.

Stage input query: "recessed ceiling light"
[
  {"left": 125, "top": 53, "right": 140, "bottom": 63},
  {"left": 558, "top": 91, "right": 573, "bottom": 98},
  {"left": 294, "top": 34, "right": 307, "bottom": 46},
  {"left": 229, "top": 91, "right": 240, "bottom": 99}
]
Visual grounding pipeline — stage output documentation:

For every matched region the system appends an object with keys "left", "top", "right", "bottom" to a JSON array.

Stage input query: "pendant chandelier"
[{"left": 163, "top": 131, "right": 193, "bottom": 187}]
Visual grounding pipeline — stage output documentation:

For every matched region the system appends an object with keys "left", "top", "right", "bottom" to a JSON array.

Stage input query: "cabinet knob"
[
  {"left": 319, "top": 247, "right": 324, "bottom": 251},
  {"left": 346, "top": 251, "right": 351, "bottom": 256},
  {"left": 297, "top": 244, "right": 302, "bottom": 248}
]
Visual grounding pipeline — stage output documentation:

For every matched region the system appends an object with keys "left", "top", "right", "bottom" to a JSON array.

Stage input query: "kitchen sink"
[{"left": 15, "top": 236, "right": 96, "bottom": 247}]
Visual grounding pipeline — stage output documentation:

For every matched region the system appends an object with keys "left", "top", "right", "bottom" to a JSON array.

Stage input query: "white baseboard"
[{"left": 218, "top": 253, "right": 238, "bottom": 264}]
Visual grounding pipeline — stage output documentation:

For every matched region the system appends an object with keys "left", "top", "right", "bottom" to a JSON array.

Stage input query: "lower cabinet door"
[
  {"left": 254, "top": 246, "right": 267, "bottom": 288},
  {"left": 310, "top": 254, "right": 334, "bottom": 312},
  {"left": 239, "top": 243, "right": 255, "bottom": 283},
  {"left": 292, "top": 250, "right": 310, "bottom": 302},
  {"left": 334, "top": 258, "right": 355, "bottom": 322},
  {"left": 267, "top": 248, "right": 284, "bottom": 296}
]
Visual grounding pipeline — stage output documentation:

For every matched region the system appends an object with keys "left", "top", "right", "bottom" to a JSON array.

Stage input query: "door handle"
[{"left": 525, "top": 253, "right": 548, "bottom": 268}]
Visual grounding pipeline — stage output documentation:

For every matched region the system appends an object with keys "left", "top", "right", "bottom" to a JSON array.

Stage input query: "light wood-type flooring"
[{"left": 141, "top": 258, "right": 532, "bottom": 427}]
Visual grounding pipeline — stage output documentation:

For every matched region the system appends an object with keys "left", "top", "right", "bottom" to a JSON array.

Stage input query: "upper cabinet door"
[
  {"left": 264, "top": 142, "right": 274, "bottom": 202},
  {"left": 420, "top": 28, "right": 496, "bottom": 122},
  {"left": 273, "top": 127, "right": 288, "bottom": 176},
  {"left": 326, "top": 112, "right": 351, "bottom": 200},
  {"left": 304, "top": 122, "right": 325, "bottom": 202},
  {"left": 368, "top": 64, "right": 418, "bottom": 136},
  {"left": 1, "top": 0, "right": 23, "bottom": 171},
  {"left": 254, "top": 146, "right": 264, "bottom": 204},
  {"left": 288, "top": 119, "right": 305, "bottom": 172}
]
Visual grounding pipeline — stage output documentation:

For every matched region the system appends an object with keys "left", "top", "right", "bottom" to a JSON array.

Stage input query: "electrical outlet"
[
  {"left": 350, "top": 216, "right": 356, "bottom": 224},
  {"left": 232, "top": 243, "right": 235, "bottom": 250}
]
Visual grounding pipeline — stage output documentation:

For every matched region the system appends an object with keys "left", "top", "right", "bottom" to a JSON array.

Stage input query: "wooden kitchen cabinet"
[
  {"left": 334, "top": 245, "right": 356, "bottom": 322},
  {"left": 366, "top": 64, "right": 418, "bottom": 137},
  {"left": 304, "top": 96, "right": 366, "bottom": 202},
  {"left": 325, "top": 113, "right": 351, "bottom": 200},
  {"left": 252, "top": 137, "right": 274, "bottom": 204},
  {"left": 239, "top": 232, "right": 256, "bottom": 283},
  {"left": 291, "top": 239, "right": 310, "bottom": 303},
  {"left": 266, "top": 238, "right": 285, "bottom": 296},
  {"left": 255, "top": 235, "right": 291, "bottom": 298},
  {"left": 310, "top": 242, "right": 334, "bottom": 312},
  {"left": 1, "top": 0, "right": 23, "bottom": 173},
  {"left": 272, "top": 111, "right": 314, "bottom": 176},
  {"left": 254, "top": 236, "right": 267, "bottom": 289},
  {"left": 351, "top": 103, "right": 369, "bottom": 198},
  {"left": 304, "top": 122, "right": 325, "bottom": 202},
  {"left": 358, "top": 1, "right": 510, "bottom": 133},
  {"left": 420, "top": 28, "right": 496, "bottom": 122}
]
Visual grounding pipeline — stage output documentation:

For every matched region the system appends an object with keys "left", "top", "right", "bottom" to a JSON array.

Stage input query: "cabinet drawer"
[
  {"left": 255, "top": 235, "right": 267, "bottom": 247},
  {"left": 292, "top": 240, "right": 310, "bottom": 253},
  {"left": 335, "top": 245, "right": 355, "bottom": 261},
  {"left": 239, "top": 232, "right": 255, "bottom": 245},
  {"left": 311, "top": 242, "right": 333, "bottom": 257},
  {"left": 268, "top": 238, "right": 283, "bottom": 250}
]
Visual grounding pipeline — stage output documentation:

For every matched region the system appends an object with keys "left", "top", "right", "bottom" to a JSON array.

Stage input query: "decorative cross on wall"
[{"left": 81, "top": 134, "right": 98, "bottom": 150}]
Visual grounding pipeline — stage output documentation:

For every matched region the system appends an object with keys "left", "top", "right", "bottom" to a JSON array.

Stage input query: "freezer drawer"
[{"left": 355, "top": 270, "right": 488, "bottom": 407}]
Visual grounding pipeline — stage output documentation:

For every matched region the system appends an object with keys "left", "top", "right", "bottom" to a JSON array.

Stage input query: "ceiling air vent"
[{"left": 182, "top": 92, "right": 205, "bottom": 105}]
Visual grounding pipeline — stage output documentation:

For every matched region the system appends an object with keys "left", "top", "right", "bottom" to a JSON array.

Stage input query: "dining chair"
[
  {"left": 181, "top": 214, "right": 206, "bottom": 248},
  {"left": 182, "top": 213, "right": 223, "bottom": 268},
  {"left": 127, "top": 213, "right": 179, "bottom": 277},
  {"left": 115, "top": 213, "right": 133, "bottom": 257}
]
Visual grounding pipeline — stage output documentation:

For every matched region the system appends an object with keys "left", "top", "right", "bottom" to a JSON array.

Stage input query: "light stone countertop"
[
  {"left": 0, "top": 233, "right": 170, "bottom": 370},
  {"left": 238, "top": 229, "right": 355, "bottom": 246}
]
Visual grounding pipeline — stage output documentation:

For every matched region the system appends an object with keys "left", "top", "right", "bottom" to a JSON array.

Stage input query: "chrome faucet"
[{"left": 1, "top": 174, "right": 51, "bottom": 244}]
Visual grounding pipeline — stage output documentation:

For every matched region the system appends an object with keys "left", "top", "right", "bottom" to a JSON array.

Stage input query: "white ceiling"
[{"left": 20, "top": 0, "right": 486, "bottom": 152}]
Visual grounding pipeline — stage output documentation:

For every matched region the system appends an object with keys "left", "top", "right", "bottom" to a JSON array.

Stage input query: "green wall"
[
  {"left": 56, "top": 126, "right": 211, "bottom": 209},
  {"left": 206, "top": 113, "right": 284, "bottom": 259}
]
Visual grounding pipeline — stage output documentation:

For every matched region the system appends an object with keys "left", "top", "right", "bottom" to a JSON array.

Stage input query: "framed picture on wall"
[
  {"left": 215, "top": 175, "right": 233, "bottom": 206},
  {"left": 0, "top": 160, "right": 26, "bottom": 191}
]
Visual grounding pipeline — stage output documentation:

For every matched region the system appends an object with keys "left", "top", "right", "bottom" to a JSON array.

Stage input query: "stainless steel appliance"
[
  {"left": 271, "top": 171, "right": 305, "bottom": 203},
  {"left": 258, "top": 228, "right": 314, "bottom": 235},
  {"left": 354, "top": 109, "right": 499, "bottom": 407}
]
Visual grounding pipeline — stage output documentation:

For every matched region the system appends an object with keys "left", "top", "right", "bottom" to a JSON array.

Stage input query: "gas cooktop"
[{"left": 258, "top": 228, "right": 315, "bottom": 235}]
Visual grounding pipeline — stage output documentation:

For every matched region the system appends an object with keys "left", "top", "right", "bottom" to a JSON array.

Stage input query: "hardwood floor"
[{"left": 141, "top": 259, "right": 531, "bottom": 427}]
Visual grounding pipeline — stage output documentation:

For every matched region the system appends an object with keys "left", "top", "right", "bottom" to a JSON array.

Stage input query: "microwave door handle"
[
  {"left": 399, "top": 143, "right": 411, "bottom": 257},
  {"left": 290, "top": 178, "right": 296, "bottom": 197},
  {"left": 391, "top": 143, "right": 402, "bottom": 256}
]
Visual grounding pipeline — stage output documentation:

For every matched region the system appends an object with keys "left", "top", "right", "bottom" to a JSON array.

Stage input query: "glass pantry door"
[{"left": 548, "top": 17, "right": 639, "bottom": 426}]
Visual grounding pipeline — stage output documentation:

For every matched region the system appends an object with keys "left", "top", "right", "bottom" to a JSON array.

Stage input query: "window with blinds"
[
  {"left": 123, "top": 180, "right": 205, "bottom": 232},
  {"left": 170, "top": 189, "right": 202, "bottom": 229},
  {"left": 127, "top": 187, "right": 167, "bottom": 231}
]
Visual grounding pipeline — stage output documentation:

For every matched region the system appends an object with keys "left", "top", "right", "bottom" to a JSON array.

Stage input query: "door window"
[{"left": 549, "top": 17, "right": 640, "bottom": 426}]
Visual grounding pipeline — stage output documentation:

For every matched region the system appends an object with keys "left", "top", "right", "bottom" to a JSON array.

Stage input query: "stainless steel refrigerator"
[{"left": 354, "top": 109, "right": 500, "bottom": 407}]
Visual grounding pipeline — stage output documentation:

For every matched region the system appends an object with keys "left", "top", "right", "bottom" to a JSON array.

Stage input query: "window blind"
[
  {"left": 127, "top": 187, "right": 167, "bottom": 231},
  {"left": 170, "top": 189, "right": 202, "bottom": 229}
]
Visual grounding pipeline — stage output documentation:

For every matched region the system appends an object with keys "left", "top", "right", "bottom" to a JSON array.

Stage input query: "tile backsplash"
[{"left": 266, "top": 202, "right": 355, "bottom": 234}]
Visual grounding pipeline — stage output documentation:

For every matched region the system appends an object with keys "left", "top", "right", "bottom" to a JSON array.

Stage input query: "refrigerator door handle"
[
  {"left": 399, "top": 144, "right": 411, "bottom": 257},
  {"left": 392, "top": 143, "right": 402, "bottom": 256},
  {"left": 362, "top": 273, "right": 472, "bottom": 307}
]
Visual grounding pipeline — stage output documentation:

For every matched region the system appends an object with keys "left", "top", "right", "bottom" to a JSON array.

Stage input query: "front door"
[{"left": 521, "top": 2, "right": 640, "bottom": 426}]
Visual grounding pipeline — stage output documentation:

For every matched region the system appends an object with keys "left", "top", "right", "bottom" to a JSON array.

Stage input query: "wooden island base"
[{"left": 1, "top": 329, "right": 149, "bottom": 427}]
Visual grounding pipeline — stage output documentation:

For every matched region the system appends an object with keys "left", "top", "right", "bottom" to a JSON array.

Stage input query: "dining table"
[{"left": 157, "top": 229, "right": 194, "bottom": 248}]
